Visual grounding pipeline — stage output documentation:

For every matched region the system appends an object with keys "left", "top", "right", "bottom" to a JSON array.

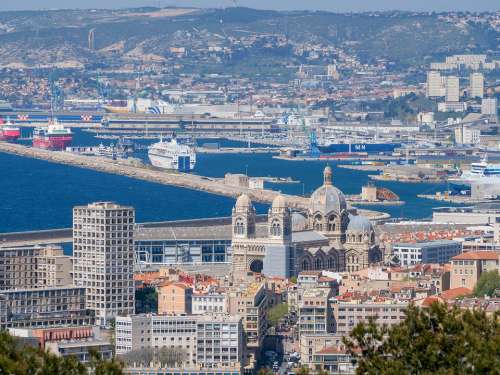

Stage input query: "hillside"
[{"left": 0, "top": 7, "right": 497, "bottom": 69}]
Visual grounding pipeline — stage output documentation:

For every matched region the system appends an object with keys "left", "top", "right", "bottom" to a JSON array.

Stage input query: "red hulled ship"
[
  {"left": 32, "top": 121, "right": 73, "bottom": 150},
  {"left": 0, "top": 118, "right": 21, "bottom": 141}
]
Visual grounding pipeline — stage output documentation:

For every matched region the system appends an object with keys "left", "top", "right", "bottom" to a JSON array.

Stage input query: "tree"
[
  {"left": 0, "top": 330, "right": 123, "bottom": 375},
  {"left": 135, "top": 286, "right": 158, "bottom": 314},
  {"left": 257, "top": 368, "right": 274, "bottom": 375},
  {"left": 474, "top": 270, "right": 500, "bottom": 297},
  {"left": 267, "top": 302, "right": 289, "bottom": 327},
  {"left": 344, "top": 302, "right": 500, "bottom": 375},
  {"left": 295, "top": 366, "right": 311, "bottom": 375}
]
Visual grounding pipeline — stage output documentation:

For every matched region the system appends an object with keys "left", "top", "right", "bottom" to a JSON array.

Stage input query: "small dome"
[
  {"left": 272, "top": 194, "right": 287, "bottom": 209},
  {"left": 347, "top": 215, "right": 373, "bottom": 233},
  {"left": 235, "top": 194, "right": 252, "bottom": 209},
  {"left": 309, "top": 185, "right": 347, "bottom": 216},
  {"left": 323, "top": 165, "right": 333, "bottom": 185},
  {"left": 292, "top": 212, "right": 308, "bottom": 231}
]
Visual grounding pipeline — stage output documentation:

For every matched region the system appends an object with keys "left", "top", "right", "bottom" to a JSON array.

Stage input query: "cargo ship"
[
  {"left": 32, "top": 121, "right": 73, "bottom": 150},
  {"left": 317, "top": 141, "right": 401, "bottom": 155},
  {"left": 0, "top": 118, "right": 20, "bottom": 141},
  {"left": 148, "top": 137, "right": 196, "bottom": 172}
]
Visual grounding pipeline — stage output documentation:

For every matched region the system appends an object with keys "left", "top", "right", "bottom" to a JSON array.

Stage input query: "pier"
[{"left": 0, "top": 141, "right": 390, "bottom": 221}]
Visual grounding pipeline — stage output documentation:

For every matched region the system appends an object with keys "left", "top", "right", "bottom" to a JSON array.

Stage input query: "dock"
[{"left": 0, "top": 141, "right": 390, "bottom": 221}]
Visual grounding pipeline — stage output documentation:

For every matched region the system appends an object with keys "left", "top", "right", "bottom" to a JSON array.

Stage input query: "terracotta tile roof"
[
  {"left": 440, "top": 287, "right": 472, "bottom": 300},
  {"left": 316, "top": 345, "right": 347, "bottom": 355},
  {"left": 452, "top": 251, "right": 499, "bottom": 261},
  {"left": 419, "top": 296, "right": 443, "bottom": 307}
]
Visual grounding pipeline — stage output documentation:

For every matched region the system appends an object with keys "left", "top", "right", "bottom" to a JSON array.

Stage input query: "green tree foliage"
[
  {"left": 135, "top": 286, "right": 158, "bottom": 314},
  {"left": 474, "top": 270, "right": 500, "bottom": 297},
  {"left": 267, "top": 302, "right": 289, "bottom": 327},
  {"left": 295, "top": 366, "right": 311, "bottom": 375},
  {"left": 257, "top": 368, "right": 274, "bottom": 375},
  {"left": 0, "top": 330, "right": 123, "bottom": 375},
  {"left": 344, "top": 303, "right": 500, "bottom": 375}
]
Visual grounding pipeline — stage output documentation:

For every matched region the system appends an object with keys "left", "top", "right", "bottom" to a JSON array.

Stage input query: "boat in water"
[
  {"left": 32, "top": 121, "right": 73, "bottom": 150},
  {"left": 448, "top": 156, "right": 500, "bottom": 187},
  {"left": 148, "top": 137, "right": 196, "bottom": 172},
  {"left": 317, "top": 141, "right": 402, "bottom": 154},
  {"left": 0, "top": 118, "right": 20, "bottom": 141}
]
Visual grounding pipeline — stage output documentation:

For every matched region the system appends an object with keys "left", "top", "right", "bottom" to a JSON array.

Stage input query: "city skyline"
[{"left": 0, "top": 0, "right": 498, "bottom": 12}]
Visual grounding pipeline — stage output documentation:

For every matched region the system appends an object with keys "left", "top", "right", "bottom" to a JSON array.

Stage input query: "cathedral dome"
[
  {"left": 309, "top": 166, "right": 346, "bottom": 216},
  {"left": 347, "top": 215, "right": 373, "bottom": 233},
  {"left": 292, "top": 212, "right": 308, "bottom": 231},
  {"left": 272, "top": 194, "right": 287, "bottom": 209},
  {"left": 235, "top": 194, "right": 252, "bottom": 209}
]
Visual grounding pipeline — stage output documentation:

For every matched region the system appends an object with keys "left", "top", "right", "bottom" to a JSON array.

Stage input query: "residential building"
[
  {"left": 0, "top": 245, "right": 71, "bottom": 290},
  {"left": 445, "top": 76, "right": 460, "bottom": 102},
  {"left": 300, "top": 334, "right": 354, "bottom": 374},
  {"left": 426, "top": 71, "right": 445, "bottom": 97},
  {"left": 0, "top": 286, "right": 93, "bottom": 329},
  {"left": 73, "top": 202, "right": 135, "bottom": 327},
  {"left": 332, "top": 299, "right": 408, "bottom": 336},
  {"left": 192, "top": 290, "right": 226, "bottom": 314},
  {"left": 393, "top": 240, "right": 462, "bottom": 266},
  {"left": 195, "top": 314, "right": 244, "bottom": 372},
  {"left": 482, "top": 97, "right": 498, "bottom": 116},
  {"left": 495, "top": 216, "right": 500, "bottom": 244},
  {"left": 9, "top": 326, "right": 112, "bottom": 364},
  {"left": 158, "top": 282, "right": 193, "bottom": 315},
  {"left": 450, "top": 251, "right": 500, "bottom": 290},
  {"left": 227, "top": 282, "right": 268, "bottom": 367},
  {"left": 36, "top": 246, "right": 73, "bottom": 288},
  {"left": 454, "top": 125, "right": 480, "bottom": 145},
  {"left": 115, "top": 314, "right": 244, "bottom": 372},
  {"left": 469, "top": 72, "right": 484, "bottom": 98},
  {"left": 298, "top": 287, "right": 335, "bottom": 336}
]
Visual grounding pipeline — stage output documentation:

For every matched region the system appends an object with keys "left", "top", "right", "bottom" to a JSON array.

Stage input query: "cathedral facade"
[{"left": 231, "top": 166, "right": 382, "bottom": 278}]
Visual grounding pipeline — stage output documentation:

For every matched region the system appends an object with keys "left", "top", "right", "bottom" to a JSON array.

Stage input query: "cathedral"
[{"left": 231, "top": 166, "right": 382, "bottom": 279}]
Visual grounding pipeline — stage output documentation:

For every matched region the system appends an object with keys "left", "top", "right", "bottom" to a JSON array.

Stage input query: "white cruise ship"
[
  {"left": 148, "top": 137, "right": 196, "bottom": 172},
  {"left": 448, "top": 156, "right": 500, "bottom": 186}
]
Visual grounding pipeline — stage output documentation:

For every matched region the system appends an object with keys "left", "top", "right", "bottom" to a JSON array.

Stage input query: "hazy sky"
[{"left": 0, "top": 0, "right": 498, "bottom": 12}]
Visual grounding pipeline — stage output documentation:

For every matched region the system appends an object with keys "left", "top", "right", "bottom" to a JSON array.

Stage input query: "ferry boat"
[
  {"left": 148, "top": 137, "right": 196, "bottom": 172},
  {"left": 32, "top": 121, "right": 73, "bottom": 150},
  {"left": 448, "top": 156, "right": 500, "bottom": 186},
  {"left": 0, "top": 118, "right": 20, "bottom": 141}
]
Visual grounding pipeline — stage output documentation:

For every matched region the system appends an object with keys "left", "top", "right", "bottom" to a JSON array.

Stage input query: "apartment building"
[
  {"left": 9, "top": 326, "right": 112, "bottom": 364},
  {"left": 158, "top": 282, "right": 193, "bottom": 315},
  {"left": 332, "top": 299, "right": 408, "bottom": 335},
  {"left": 73, "top": 202, "right": 135, "bottom": 327},
  {"left": 445, "top": 76, "right": 460, "bottom": 102},
  {"left": 0, "top": 245, "right": 71, "bottom": 290},
  {"left": 195, "top": 314, "right": 244, "bottom": 372},
  {"left": 227, "top": 282, "right": 268, "bottom": 367},
  {"left": 116, "top": 314, "right": 244, "bottom": 373},
  {"left": 450, "top": 251, "right": 500, "bottom": 290},
  {"left": 298, "top": 287, "right": 335, "bottom": 336},
  {"left": 0, "top": 286, "right": 93, "bottom": 329},
  {"left": 300, "top": 334, "right": 354, "bottom": 374},
  {"left": 469, "top": 72, "right": 484, "bottom": 98},
  {"left": 392, "top": 240, "right": 462, "bottom": 266},
  {"left": 192, "top": 290, "right": 227, "bottom": 314}
]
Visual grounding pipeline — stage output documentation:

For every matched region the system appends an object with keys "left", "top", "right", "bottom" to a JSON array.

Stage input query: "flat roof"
[{"left": 394, "top": 240, "right": 460, "bottom": 248}]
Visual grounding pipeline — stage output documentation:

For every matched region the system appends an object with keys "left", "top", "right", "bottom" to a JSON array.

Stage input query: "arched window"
[
  {"left": 328, "top": 257, "right": 336, "bottom": 269},
  {"left": 302, "top": 259, "right": 310, "bottom": 271},
  {"left": 371, "top": 232, "right": 375, "bottom": 243},
  {"left": 358, "top": 234, "right": 363, "bottom": 242},
  {"left": 328, "top": 215, "right": 336, "bottom": 231},
  {"left": 270, "top": 220, "right": 281, "bottom": 237},
  {"left": 314, "top": 215, "right": 323, "bottom": 231},
  {"left": 234, "top": 218, "right": 245, "bottom": 235},
  {"left": 315, "top": 257, "right": 323, "bottom": 270}
]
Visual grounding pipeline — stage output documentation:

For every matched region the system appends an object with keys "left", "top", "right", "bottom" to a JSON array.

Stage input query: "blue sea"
[{"left": 0, "top": 129, "right": 461, "bottom": 233}]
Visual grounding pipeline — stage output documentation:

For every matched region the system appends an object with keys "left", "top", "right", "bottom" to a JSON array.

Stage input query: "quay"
[{"left": 0, "top": 141, "right": 389, "bottom": 221}]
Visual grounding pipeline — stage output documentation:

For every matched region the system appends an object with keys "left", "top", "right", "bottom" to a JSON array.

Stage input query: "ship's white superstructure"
[
  {"left": 148, "top": 137, "right": 196, "bottom": 172},
  {"left": 449, "top": 156, "right": 500, "bottom": 186}
]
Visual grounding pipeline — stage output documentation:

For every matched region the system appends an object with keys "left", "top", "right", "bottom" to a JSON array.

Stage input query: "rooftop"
[{"left": 452, "top": 251, "right": 499, "bottom": 261}]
